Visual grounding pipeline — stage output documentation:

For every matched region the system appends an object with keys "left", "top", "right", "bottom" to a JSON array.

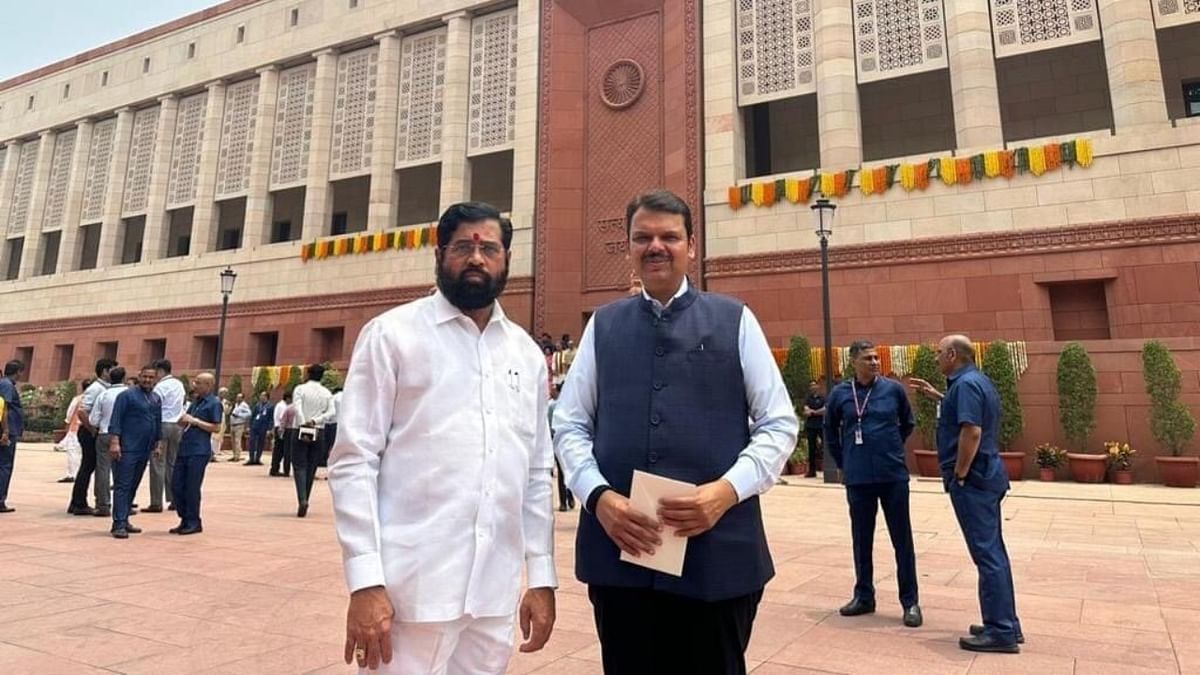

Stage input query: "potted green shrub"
[
  {"left": 253, "top": 367, "right": 272, "bottom": 399},
  {"left": 1035, "top": 443, "right": 1066, "bottom": 481},
  {"left": 1143, "top": 341, "right": 1198, "bottom": 487},
  {"left": 982, "top": 340, "right": 1026, "bottom": 480},
  {"left": 1058, "top": 342, "right": 1105, "bottom": 483},
  {"left": 1105, "top": 441, "right": 1136, "bottom": 485},
  {"left": 910, "top": 344, "right": 944, "bottom": 477},
  {"left": 786, "top": 438, "right": 809, "bottom": 476}
]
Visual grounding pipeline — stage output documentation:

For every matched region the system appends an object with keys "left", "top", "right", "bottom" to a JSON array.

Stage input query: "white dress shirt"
[
  {"left": 273, "top": 400, "right": 287, "bottom": 428},
  {"left": 292, "top": 380, "right": 333, "bottom": 427},
  {"left": 329, "top": 291, "right": 557, "bottom": 623},
  {"left": 80, "top": 379, "right": 110, "bottom": 414},
  {"left": 231, "top": 401, "right": 251, "bottom": 425},
  {"left": 89, "top": 385, "right": 128, "bottom": 434},
  {"left": 153, "top": 375, "right": 186, "bottom": 423},
  {"left": 554, "top": 278, "right": 799, "bottom": 506},
  {"left": 327, "top": 391, "right": 342, "bottom": 425}
]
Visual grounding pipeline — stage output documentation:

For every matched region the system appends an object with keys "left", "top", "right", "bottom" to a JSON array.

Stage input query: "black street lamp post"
[
  {"left": 811, "top": 198, "right": 838, "bottom": 484},
  {"left": 214, "top": 266, "right": 237, "bottom": 389}
]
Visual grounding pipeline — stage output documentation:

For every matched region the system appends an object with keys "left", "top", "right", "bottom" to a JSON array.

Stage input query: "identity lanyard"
[{"left": 851, "top": 380, "right": 873, "bottom": 445}]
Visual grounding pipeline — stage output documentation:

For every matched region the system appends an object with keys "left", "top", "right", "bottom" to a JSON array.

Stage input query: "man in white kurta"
[{"left": 329, "top": 202, "right": 556, "bottom": 674}]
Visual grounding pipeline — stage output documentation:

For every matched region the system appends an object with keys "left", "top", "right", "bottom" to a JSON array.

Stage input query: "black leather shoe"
[
  {"left": 959, "top": 635, "right": 1020, "bottom": 654},
  {"left": 125, "top": 524, "right": 143, "bottom": 534},
  {"left": 74, "top": 506, "right": 97, "bottom": 516},
  {"left": 111, "top": 528, "right": 129, "bottom": 539},
  {"left": 970, "top": 624, "right": 1024, "bottom": 644},
  {"left": 558, "top": 505, "right": 569, "bottom": 512},
  {"left": 297, "top": 502, "right": 308, "bottom": 518},
  {"left": 167, "top": 503, "right": 176, "bottom": 511},
  {"left": 269, "top": 470, "right": 280, "bottom": 476},
  {"left": 142, "top": 505, "right": 163, "bottom": 513},
  {"left": 839, "top": 598, "right": 876, "bottom": 617},
  {"left": 57, "top": 477, "right": 75, "bottom": 483},
  {"left": 177, "top": 525, "right": 203, "bottom": 535},
  {"left": 131, "top": 503, "right": 138, "bottom": 509},
  {"left": 92, "top": 508, "right": 110, "bottom": 517},
  {"left": 0, "top": 504, "right": 13, "bottom": 513},
  {"left": 169, "top": 525, "right": 183, "bottom": 534},
  {"left": 903, "top": 605, "right": 923, "bottom": 628}
]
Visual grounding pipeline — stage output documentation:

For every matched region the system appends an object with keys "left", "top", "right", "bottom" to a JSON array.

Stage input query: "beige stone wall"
[
  {"left": 996, "top": 42, "right": 1115, "bottom": 143},
  {"left": 1157, "top": 23, "right": 1200, "bottom": 121},
  {"left": 704, "top": 128, "right": 1200, "bottom": 257}
]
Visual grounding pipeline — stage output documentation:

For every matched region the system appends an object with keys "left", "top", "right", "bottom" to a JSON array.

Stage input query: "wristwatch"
[{"left": 586, "top": 485, "right": 612, "bottom": 513}]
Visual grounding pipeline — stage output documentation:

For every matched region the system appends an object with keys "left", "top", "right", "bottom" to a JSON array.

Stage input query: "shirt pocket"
[{"left": 503, "top": 366, "right": 540, "bottom": 442}]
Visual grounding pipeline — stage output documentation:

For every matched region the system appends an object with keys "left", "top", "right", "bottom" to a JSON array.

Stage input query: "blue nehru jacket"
[
  {"left": 937, "top": 364, "right": 1009, "bottom": 493},
  {"left": 180, "top": 395, "right": 224, "bottom": 457},
  {"left": 824, "top": 376, "right": 914, "bottom": 485},
  {"left": 575, "top": 285, "right": 774, "bottom": 602},
  {"left": 110, "top": 387, "right": 162, "bottom": 454}
]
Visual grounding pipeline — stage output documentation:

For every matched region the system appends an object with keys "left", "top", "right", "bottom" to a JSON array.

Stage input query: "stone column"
[
  {"left": 813, "top": 0, "right": 862, "bottom": 168},
  {"left": 701, "top": 0, "right": 745, "bottom": 193},
  {"left": 97, "top": 107, "right": 135, "bottom": 268},
  {"left": 0, "top": 140, "right": 22, "bottom": 278},
  {"left": 142, "top": 95, "right": 180, "bottom": 260},
  {"left": 244, "top": 66, "right": 280, "bottom": 247},
  {"left": 58, "top": 120, "right": 93, "bottom": 272},
  {"left": 302, "top": 49, "right": 338, "bottom": 241},
  {"left": 945, "top": 0, "right": 1004, "bottom": 150},
  {"left": 367, "top": 32, "right": 402, "bottom": 232},
  {"left": 1096, "top": 0, "right": 1169, "bottom": 131},
  {"left": 439, "top": 11, "right": 473, "bottom": 213},
  {"left": 509, "top": 0, "right": 540, "bottom": 231},
  {"left": 192, "top": 81, "right": 227, "bottom": 253},
  {"left": 17, "top": 129, "right": 57, "bottom": 278}
]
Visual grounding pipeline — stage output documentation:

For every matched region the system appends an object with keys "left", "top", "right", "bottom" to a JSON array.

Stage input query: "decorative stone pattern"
[
  {"left": 167, "top": 92, "right": 208, "bottom": 208},
  {"left": 735, "top": 0, "right": 816, "bottom": 106},
  {"left": 991, "top": 0, "right": 1100, "bottom": 58},
  {"left": 1152, "top": 0, "right": 1200, "bottom": 28},
  {"left": 42, "top": 129, "right": 77, "bottom": 231},
  {"left": 330, "top": 46, "right": 379, "bottom": 178},
  {"left": 853, "top": 0, "right": 948, "bottom": 82},
  {"left": 122, "top": 106, "right": 160, "bottom": 215},
  {"left": 271, "top": 63, "right": 317, "bottom": 188},
  {"left": 81, "top": 118, "right": 117, "bottom": 223},
  {"left": 468, "top": 9, "right": 519, "bottom": 155},
  {"left": 216, "top": 78, "right": 261, "bottom": 197},
  {"left": 7, "top": 140, "right": 39, "bottom": 236},
  {"left": 396, "top": 28, "right": 447, "bottom": 167}
]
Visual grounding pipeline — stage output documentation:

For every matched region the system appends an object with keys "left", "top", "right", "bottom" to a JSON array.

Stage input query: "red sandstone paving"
[{"left": 2, "top": 446, "right": 1200, "bottom": 674}]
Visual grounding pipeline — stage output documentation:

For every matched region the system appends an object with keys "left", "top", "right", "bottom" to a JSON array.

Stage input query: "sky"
[{"left": 0, "top": 0, "right": 219, "bottom": 81}]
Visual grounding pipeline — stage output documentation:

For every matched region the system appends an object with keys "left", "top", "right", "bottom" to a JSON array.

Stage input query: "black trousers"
[
  {"left": 805, "top": 427, "right": 823, "bottom": 476},
  {"left": 70, "top": 427, "right": 98, "bottom": 509},
  {"left": 847, "top": 480, "right": 919, "bottom": 608},
  {"left": 270, "top": 428, "right": 292, "bottom": 475},
  {"left": 291, "top": 430, "right": 322, "bottom": 506},
  {"left": 553, "top": 456, "right": 574, "bottom": 508},
  {"left": 588, "top": 585, "right": 762, "bottom": 675}
]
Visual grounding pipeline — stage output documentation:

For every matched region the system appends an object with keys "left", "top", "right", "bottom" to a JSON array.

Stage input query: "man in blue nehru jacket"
[
  {"left": 107, "top": 365, "right": 163, "bottom": 539},
  {"left": 555, "top": 190, "right": 798, "bottom": 674},
  {"left": 825, "top": 340, "right": 921, "bottom": 628},
  {"left": 911, "top": 334, "right": 1022, "bottom": 654}
]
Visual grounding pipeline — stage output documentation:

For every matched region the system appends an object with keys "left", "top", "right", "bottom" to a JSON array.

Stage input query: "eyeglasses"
[{"left": 444, "top": 241, "right": 505, "bottom": 260}]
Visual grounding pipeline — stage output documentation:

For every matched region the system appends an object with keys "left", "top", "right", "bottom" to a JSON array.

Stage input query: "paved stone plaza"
[{"left": 2, "top": 445, "right": 1200, "bottom": 674}]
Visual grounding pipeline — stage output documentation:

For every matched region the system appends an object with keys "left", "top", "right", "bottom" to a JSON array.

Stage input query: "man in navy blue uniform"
[
  {"left": 825, "top": 340, "right": 921, "bottom": 628},
  {"left": 246, "top": 391, "right": 273, "bottom": 466},
  {"left": 911, "top": 334, "right": 1022, "bottom": 654},
  {"left": 172, "top": 373, "right": 222, "bottom": 535},
  {"left": 555, "top": 191, "right": 798, "bottom": 675},
  {"left": 108, "top": 365, "right": 163, "bottom": 539}
]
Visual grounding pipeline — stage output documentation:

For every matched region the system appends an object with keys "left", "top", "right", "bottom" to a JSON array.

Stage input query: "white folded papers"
[{"left": 619, "top": 470, "right": 696, "bottom": 577}]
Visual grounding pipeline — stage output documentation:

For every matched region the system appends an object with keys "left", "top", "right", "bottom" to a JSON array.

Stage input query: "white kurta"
[{"left": 329, "top": 291, "right": 557, "bottom": 625}]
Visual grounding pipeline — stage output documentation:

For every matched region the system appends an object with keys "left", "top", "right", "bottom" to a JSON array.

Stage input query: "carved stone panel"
[{"left": 43, "top": 129, "right": 77, "bottom": 231}]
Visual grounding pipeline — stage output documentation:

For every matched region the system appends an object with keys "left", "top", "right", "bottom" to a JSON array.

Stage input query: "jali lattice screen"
[{"left": 736, "top": 0, "right": 817, "bottom": 106}]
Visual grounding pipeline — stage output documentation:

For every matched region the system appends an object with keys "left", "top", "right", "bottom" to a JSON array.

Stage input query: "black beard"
[{"left": 437, "top": 263, "right": 509, "bottom": 311}]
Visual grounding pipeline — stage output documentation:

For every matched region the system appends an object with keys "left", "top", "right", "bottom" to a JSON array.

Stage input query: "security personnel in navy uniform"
[
  {"left": 911, "top": 334, "right": 1022, "bottom": 654},
  {"left": 554, "top": 191, "right": 799, "bottom": 675},
  {"left": 825, "top": 340, "right": 921, "bottom": 628}
]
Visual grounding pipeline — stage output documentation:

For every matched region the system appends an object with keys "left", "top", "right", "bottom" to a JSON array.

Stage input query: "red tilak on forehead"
[{"left": 473, "top": 232, "right": 481, "bottom": 243}]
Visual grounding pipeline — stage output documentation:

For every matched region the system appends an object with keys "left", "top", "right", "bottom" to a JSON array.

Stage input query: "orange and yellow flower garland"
[
  {"left": 729, "top": 138, "right": 1094, "bottom": 210},
  {"left": 300, "top": 224, "right": 438, "bottom": 263}
]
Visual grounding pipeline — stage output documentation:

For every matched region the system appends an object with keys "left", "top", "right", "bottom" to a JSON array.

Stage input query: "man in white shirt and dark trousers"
[
  {"left": 270, "top": 393, "right": 292, "bottom": 477},
  {"left": 329, "top": 202, "right": 556, "bottom": 674},
  {"left": 88, "top": 367, "right": 127, "bottom": 518},
  {"left": 290, "top": 365, "right": 333, "bottom": 517},
  {"left": 68, "top": 358, "right": 116, "bottom": 516},
  {"left": 555, "top": 191, "right": 798, "bottom": 674},
  {"left": 151, "top": 359, "right": 186, "bottom": 512}
]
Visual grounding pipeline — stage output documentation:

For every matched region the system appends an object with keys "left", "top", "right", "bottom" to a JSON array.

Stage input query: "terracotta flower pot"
[
  {"left": 1156, "top": 456, "right": 1199, "bottom": 488},
  {"left": 1038, "top": 467, "right": 1057, "bottom": 481},
  {"left": 1112, "top": 469, "right": 1133, "bottom": 485},
  {"left": 1067, "top": 453, "right": 1107, "bottom": 483},
  {"left": 913, "top": 450, "right": 940, "bottom": 478},
  {"left": 1000, "top": 451, "right": 1025, "bottom": 481}
]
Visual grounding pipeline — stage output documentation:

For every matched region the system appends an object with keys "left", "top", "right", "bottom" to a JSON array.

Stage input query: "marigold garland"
[
  {"left": 727, "top": 138, "right": 1096, "bottom": 209},
  {"left": 300, "top": 225, "right": 438, "bottom": 263}
]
